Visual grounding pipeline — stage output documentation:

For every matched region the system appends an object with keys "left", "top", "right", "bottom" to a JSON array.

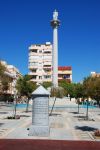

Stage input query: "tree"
[
  {"left": 51, "top": 86, "right": 65, "bottom": 98},
  {"left": 65, "top": 83, "right": 76, "bottom": 100},
  {"left": 59, "top": 80, "right": 77, "bottom": 99},
  {"left": 83, "top": 76, "right": 96, "bottom": 119},
  {"left": 0, "top": 62, "right": 10, "bottom": 99},
  {"left": 90, "top": 77, "right": 100, "bottom": 105},
  {"left": 0, "top": 62, "right": 6, "bottom": 77},
  {"left": 2, "top": 76, "right": 10, "bottom": 93},
  {"left": 75, "top": 83, "right": 84, "bottom": 113},
  {"left": 0, "top": 62, "right": 5, "bottom": 94},
  {"left": 58, "top": 79, "right": 68, "bottom": 96},
  {"left": 16, "top": 75, "right": 37, "bottom": 112},
  {"left": 42, "top": 82, "right": 52, "bottom": 89},
  {"left": 83, "top": 76, "right": 93, "bottom": 98}
]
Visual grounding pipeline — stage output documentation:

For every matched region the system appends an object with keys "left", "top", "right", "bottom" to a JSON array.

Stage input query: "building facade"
[
  {"left": 58, "top": 66, "right": 72, "bottom": 83},
  {"left": 28, "top": 42, "right": 72, "bottom": 84},
  {"left": 0, "top": 60, "right": 22, "bottom": 96},
  {"left": 28, "top": 42, "right": 52, "bottom": 84},
  {"left": 91, "top": 72, "right": 100, "bottom": 78}
]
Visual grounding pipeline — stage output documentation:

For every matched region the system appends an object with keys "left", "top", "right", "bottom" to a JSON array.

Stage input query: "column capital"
[{"left": 51, "top": 20, "right": 60, "bottom": 28}]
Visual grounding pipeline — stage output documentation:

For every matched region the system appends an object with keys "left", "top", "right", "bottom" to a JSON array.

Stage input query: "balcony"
[
  {"left": 43, "top": 61, "right": 52, "bottom": 65},
  {"left": 43, "top": 52, "right": 52, "bottom": 55},
  {"left": 43, "top": 65, "right": 52, "bottom": 68},
  {"left": 28, "top": 72, "right": 38, "bottom": 75},
  {"left": 58, "top": 74, "right": 71, "bottom": 79},
  {"left": 58, "top": 70, "right": 72, "bottom": 74},
  {"left": 43, "top": 78, "right": 52, "bottom": 82},
  {"left": 30, "top": 78, "right": 43, "bottom": 83},
  {"left": 43, "top": 71, "right": 52, "bottom": 75},
  {"left": 29, "top": 60, "right": 39, "bottom": 63},
  {"left": 29, "top": 53, "right": 38, "bottom": 56},
  {"left": 28, "top": 65, "right": 38, "bottom": 69}
]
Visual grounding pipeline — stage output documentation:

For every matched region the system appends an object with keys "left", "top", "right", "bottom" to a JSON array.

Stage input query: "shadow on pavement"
[
  {"left": 0, "top": 112, "right": 8, "bottom": 114},
  {"left": 20, "top": 115, "right": 30, "bottom": 117},
  {"left": 49, "top": 113, "right": 61, "bottom": 116},
  {"left": 70, "top": 112, "right": 84, "bottom": 114},
  {"left": 0, "top": 123, "right": 5, "bottom": 127},
  {"left": 22, "top": 111, "right": 32, "bottom": 113},
  {"left": 75, "top": 126, "right": 97, "bottom": 131},
  {"left": 74, "top": 115, "right": 86, "bottom": 118}
]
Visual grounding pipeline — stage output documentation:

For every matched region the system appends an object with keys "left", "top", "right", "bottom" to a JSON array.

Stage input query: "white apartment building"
[{"left": 28, "top": 42, "right": 52, "bottom": 84}]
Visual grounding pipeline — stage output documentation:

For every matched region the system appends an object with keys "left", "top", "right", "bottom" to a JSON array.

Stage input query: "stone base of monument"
[
  {"left": 29, "top": 125, "right": 49, "bottom": 137},
  {"left": 29, "top": 86, "right": 50, "bottom": 137}
]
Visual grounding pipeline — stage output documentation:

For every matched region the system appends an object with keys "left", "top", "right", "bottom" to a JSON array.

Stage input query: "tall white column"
[
  {"left": 53, "top": 27, "right": 58, "bottom": 87},
  {"left": 51, "top": 10, "right": 60, "bottom": 88}
]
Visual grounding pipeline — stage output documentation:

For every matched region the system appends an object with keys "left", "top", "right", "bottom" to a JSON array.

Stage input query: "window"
[
  {"left": 32, "top": 75, "right": 37, "bottom": 79},
  {"left": 39, "top": 76, "right": 42, "bottom": 79},
  {"left": 44, "top": 51, "right": 51, "bottom": 54},
  {"left": 39, "top": 50, "right": 42, "bottom": 53},
  {"left": 44, "top": 69, "right": 51, "bottom": 72},
  {"left": 31, "top": 69, "right": 37, "bottom": 72},
  {"left": 31, "top": 49, "right": 37, "bottom": 53},
  {"left": 44, "top": 75, "right": 51, "bottom": 79},
  {"left": 43, "top": 65, "right": 51, "bottom": 67},
  {"left": 63, "top": 74, "right": 70, "bottom": 79}
]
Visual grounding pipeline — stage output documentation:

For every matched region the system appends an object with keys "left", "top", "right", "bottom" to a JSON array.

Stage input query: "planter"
[{"left": 94, "top": 130, "right": 100, "bottom": 137}]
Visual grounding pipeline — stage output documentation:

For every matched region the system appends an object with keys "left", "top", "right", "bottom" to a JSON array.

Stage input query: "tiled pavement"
[{"left": 0, "top": 99, "right": 100, "bottom": 141}]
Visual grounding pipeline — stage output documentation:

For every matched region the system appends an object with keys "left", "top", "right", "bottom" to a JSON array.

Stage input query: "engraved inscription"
[{"left": 32, "top": 97, "right": 49, "bottom": 125}]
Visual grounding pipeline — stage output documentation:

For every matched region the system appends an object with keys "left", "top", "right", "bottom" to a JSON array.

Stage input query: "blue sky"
[{"left": 0, "top": 0, "right": 100, "bottom": 82}]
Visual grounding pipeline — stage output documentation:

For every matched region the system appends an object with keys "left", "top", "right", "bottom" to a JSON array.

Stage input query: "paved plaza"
[{"left": 0, "top": 98, "right": 100, "bottom": 141}]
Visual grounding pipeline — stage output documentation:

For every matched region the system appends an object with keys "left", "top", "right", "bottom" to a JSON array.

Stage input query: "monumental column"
[{"left": 51, "top": 10, "right": 60, "bottom": 87}]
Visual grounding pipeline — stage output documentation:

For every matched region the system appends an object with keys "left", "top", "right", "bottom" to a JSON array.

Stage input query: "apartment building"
[
  {"left": 58, "top": 66, "right": 72, "bottom": 83},
  {"left": 91, "top": 72, "right": 100, "bottom": 78},
  {"left": 28, "top": 42, "right": 72, "bottom": 84},
  {"left": 28, "top": 42, "right": 52, "bottom": 84},
  {"left": 0, "top": 60, "right": 22, "bottom": 95}
]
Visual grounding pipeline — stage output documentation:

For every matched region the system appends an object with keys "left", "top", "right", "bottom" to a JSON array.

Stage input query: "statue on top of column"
[{"left": 53, "top": 10, "right": 58, "bottom": 21}]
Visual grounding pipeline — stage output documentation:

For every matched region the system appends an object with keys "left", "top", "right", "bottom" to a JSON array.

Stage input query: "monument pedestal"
[
  {"left": 29, "top": 125, "right": 49, "bottom": 136},
  {"left": 29, "top": 86, "right": 50, "bottom": 137}
]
